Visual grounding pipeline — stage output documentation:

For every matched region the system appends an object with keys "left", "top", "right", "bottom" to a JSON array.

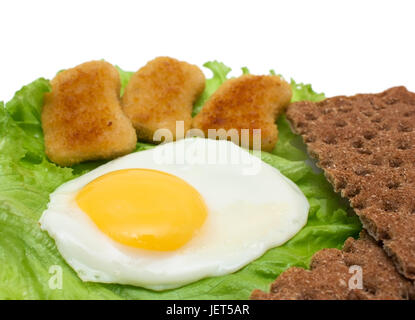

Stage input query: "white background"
[{"left": 1, "top": 0, "right": 414, "bottom": 102}]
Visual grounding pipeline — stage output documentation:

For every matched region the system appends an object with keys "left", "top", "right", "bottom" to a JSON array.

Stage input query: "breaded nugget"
[
  {"left": 192, "top": 75, "right": 292, "bottom": 151},
  {"left": 122, "top": 56, "right": 205, "bottom": 142},
  {"left": 42, "top": 60, "right": 137, "bottom": 166}
]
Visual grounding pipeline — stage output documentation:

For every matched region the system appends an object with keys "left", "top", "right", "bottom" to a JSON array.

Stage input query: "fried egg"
[{"left": 39, "top": 138, "right": 309, "bottom": 290}]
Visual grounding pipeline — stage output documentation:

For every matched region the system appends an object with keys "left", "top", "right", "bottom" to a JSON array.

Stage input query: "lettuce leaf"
[
  {"left": 0, "top": 62, "right": 361, "bottom": 299},
  {"left": 115, "top": 66, "right": 134, "bottom": 97},
  {"left": 291, "top": 80, "right": 325, "bottom": 103}
]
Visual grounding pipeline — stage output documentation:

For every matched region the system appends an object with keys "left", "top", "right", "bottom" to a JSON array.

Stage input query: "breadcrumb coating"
[
  {"left": 192, "top": 75, "right": 292, "bottom": 151},
  {"left": 122, "top": 56, "right": 205, "bottom": 142},
  {"left": 41, "top": 60, "right": 137, "bottom": 166}
]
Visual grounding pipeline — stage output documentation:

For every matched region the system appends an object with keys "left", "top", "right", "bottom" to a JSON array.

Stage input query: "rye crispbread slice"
[
  {"left": 251, "top": 232, "right": 415, "bottom": 300},
  {"left": 285, "top": 86, "right": 415, "bottom": 280}
]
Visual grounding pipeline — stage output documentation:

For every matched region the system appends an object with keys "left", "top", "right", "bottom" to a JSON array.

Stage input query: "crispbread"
[
  {"left": 286, "top": 87, "right": 415, "bottom": 280},
  {"left": 251, "top": 232, "right": 415, "bottom": 300}
]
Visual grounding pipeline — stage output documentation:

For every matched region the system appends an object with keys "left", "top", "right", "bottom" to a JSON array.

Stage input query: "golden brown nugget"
[
  {"left": 192, "top": 75, "right": 292, "bottom": 151},
  {"left": 122, "top": 57, "right": 205, "bottom": 142},
  {"left": 42, "top": 61, "right": 137, "bottom": 166}
]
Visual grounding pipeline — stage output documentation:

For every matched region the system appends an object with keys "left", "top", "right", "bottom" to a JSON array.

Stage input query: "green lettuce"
[
  {"left": 115, "top": 66, "right": 134, "bottom": 97},
  {"left": 0, "top": 62, "right": 361, "bottom": 299}
]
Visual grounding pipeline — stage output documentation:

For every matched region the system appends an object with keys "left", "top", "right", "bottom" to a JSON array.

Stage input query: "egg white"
[{"left": 39, "top": 138, "right": 309, "bottom": 290}]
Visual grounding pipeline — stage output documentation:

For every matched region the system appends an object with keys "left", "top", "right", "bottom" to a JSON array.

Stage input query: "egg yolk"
[{"left": 75, "top": 169, "right": 207, "bottom": 251}]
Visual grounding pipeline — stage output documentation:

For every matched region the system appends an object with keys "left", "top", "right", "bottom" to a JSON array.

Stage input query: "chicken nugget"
[
  {"left": 42, "top": 60, "right": 137, "bottom": 166},
  {"left": 192, "top": 74, "right": 292, "bottom": 151},
  {"left": 122, "top": 57, "right": 205, "bottom": 142}
]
